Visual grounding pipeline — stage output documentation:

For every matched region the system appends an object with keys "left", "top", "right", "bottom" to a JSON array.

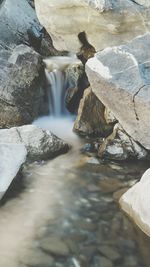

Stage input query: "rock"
[
  {"left": 120, "top": 168, "right": 150, "bottom": 237},
  {"left": 0, "top": 0, "right": 38, "bottom": 49},
  {"left": 104, "top": 109, "right": 117, "bottom": 124},
  {"left": 99, "top": 178, "right": 124, "bottom": 193},
  {"left": 0, "top": 143, "right": 27, "bottom": 199},
  {"left": 65, "top": 64, "right": 89, "bottom": 113},
  {"left": 86, "top": 34, "right": 150, "bottom": 150},
  {"left": 98, "top": 123, "right": 148, "bottom": 160},
  {"left": 74, "top": 87, "right": 114, "bottom": 136},
  {"left": 113, "top": 187, "right": 129, "bottom": 202},
  {"left": 0, "top": 125, "right": 69, "bottom": 161},
  {"left": 86, "top": 157, "right": 100, "bottom": 164},
  {"left": 94, "top": 256, "right": 113, "bottom": 267},
  {"left": 99, "top": 245, "right": 121, "bottom": 261},
  {"left": 0, "top": 0, "right": 58, "bottom": 57},
  {"left": 20, "top": 247, "right": 54, "bottom": 267},
  {"left": 0, "top": 45, "right": 47, "bottom": 127},
  {"left": 35, "top": 0, "right": 150, "bottom": 52},
  {"left": 133, "top": 0, "right": 150, "bottom": 7},
  {"left": 39, "top": 236, "right": 70, "bottom": 256}
]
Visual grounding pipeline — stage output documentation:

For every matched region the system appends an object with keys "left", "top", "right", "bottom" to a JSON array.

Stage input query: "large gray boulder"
[
  {"left": 86, "top": 34, "right": 150, "bottom": 150},
  {"left": 0, "top": 45, "right": 46, "bottom": 128},
  {"left": 120, "top": 168, "right": 150, "bottom": 237},
  {"left": 0, "top": 0, "right": 38, "bottom": 49},
  {"left": 0, "top": 143, "right": 27, "bottom": 199},
  {"left": 35, "top": 0, "right": 150, "bottom": 52},
  {"left": 0, "top": 125, "right": 69, "bottom": 161}
]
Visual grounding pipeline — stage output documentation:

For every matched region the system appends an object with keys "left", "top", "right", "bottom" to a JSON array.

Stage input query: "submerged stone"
[{"left": 39, "top": 236, "right": 70, "bottom": 256}]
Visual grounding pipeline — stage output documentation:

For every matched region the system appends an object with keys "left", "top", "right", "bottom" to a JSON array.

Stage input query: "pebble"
[
  {"left": 94, "top": 256, "right": 113, "bottom": 267},
  {"left": 99, "top": 178, "right": 124, "bottom": 193},
  {"left": 99, "top": 245, "right": 121, "bottom": 261},
  {"left": 20, "top": 247, "right": 54, "bottom": 266},
  {"left": 39, "top": 236, "right": 69, "bottom": 256}
]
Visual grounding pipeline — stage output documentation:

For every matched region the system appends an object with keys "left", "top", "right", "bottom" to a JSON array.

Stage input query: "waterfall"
[
  {"left": 43, "top": 56, "right": 80, "bottom": 117},
  {"left": 45, "top": 68, "right": 67, "bottom": 117}
]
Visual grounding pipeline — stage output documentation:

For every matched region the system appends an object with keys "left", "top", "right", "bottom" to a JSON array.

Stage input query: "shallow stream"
[{"left": 0, "top": 115, "right": 150, "bottom": 267}]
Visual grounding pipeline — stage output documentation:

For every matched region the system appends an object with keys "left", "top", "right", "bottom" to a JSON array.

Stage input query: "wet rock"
[
  {"left": 98, "top": 124, "right": 148, "bottom": 160},
  {"left": 35, "top": 0, "right": 150, "bottom": 52},
  {"left": 65, "top": 64, "right": 89, "bottom": 113},
  {"left": 20, "top": 247, "right": 54, "bottom": 267},
  {"left": 86, "top": 157, "right": 100, "bottom": 165},
  {"left": 86, "top": 34, "right": 150, "bottom": 150},
  {"left": 0, "top": 143, "right": 27, "bottom": 199},
  {"left": 120, "top": 168, "right": 150, "bottom": 237},
  {"left": 0, "top": 45, "right": 46, "bottom": 128},
  {"left": 74, "top": 88, "right": 113, "bottom": 137},
  {"left": 39, "top": 236, "right": 70, "bottom": 256},
  {"left": 99, "top": 245, "right": 121, "bottom": 261},
  {"left": 0, "top": 125, "right": 69, "bottom": 161},
  {"left": 80, "top": 143, "right": 98, "bottom": 154}
]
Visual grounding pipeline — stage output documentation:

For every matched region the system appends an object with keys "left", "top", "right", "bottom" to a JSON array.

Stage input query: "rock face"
[
  {"left": 0, "top": 45, "right": 46, "bottom": 128},
  {"left": 65, "top": 64, "right": 89, "bottom": 113},
  {"left": 74, "top": 87, "right": 112, "bottom": 136},
  {"left": 0, "top": 0, "right": 38, "bottom": 49},
  {"left": 99, "top": 123, "right": 148, "bottom": 160},
  {"left": 0, "top": 125, "right": 69, "bottom": 161},
  {"left": 0, "top": 143, "right": 27, "bottom": 199},
  {"left": 120, "top": 168, "right": 150, "bottom": 237},
  {"left": 35, "top": 0, "right": 150, "bottom": 52},
  {"left": 86, "top": 34, "right": 150, "bottom": 150}
]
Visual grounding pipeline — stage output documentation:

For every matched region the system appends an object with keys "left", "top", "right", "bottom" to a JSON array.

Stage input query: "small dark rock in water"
[
  {"left": 80, "top": 143, "right": 97, "bottom": 154},
  {"left": 39, "top": 236, "right": 70, "bottom": 256}
]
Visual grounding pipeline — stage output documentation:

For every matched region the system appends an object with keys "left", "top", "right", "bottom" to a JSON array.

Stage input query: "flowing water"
[{"left": 0, "top": 57, "right": 150, "bottom": 267}]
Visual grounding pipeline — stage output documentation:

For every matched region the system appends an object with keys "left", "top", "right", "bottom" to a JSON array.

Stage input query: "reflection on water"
[{"left": 0, "top": 116, "right": 150, "bottom": 267}]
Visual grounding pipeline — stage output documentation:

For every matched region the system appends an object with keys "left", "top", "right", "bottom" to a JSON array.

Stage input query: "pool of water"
[{"left": 0, "top": 116, "right": 150, "bottom": 267}]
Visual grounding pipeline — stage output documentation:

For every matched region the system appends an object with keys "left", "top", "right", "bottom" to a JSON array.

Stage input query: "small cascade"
[
  {"left": 45, "top": 68, "right": 67, "bottom": 116},
  {"left": 44, "top": 56, "right": 80, "bottom": 117}
]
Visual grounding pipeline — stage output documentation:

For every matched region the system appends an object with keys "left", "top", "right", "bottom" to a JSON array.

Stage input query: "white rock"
[
  {"left": 0, "top": 125, "right": 69, "bottom": 161},
  {"left": 86, "top": 34, "right": 150, "bottom": 150},
  {"left": 120, "top": 168, "right": 150, "bottom": 237},
  {"left": 0, "top": 143, "right": 27, "bottom": 199},
  {"left": 35, "top": 0, "right": 150, "bottom": 52}
]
